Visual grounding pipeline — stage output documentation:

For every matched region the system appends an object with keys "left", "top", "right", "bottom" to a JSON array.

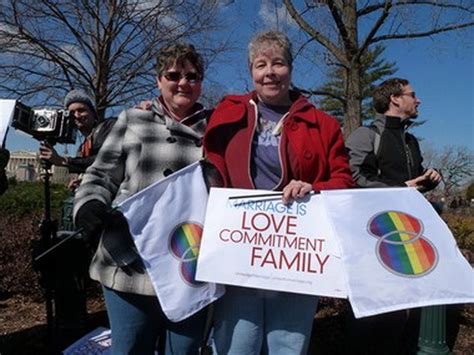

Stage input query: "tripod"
[
  {"left": 35, "top": 158, "right": 58, "bottom": 351},
  {"left": 34, "top": 157, "right": 89, "bottom": 353}
]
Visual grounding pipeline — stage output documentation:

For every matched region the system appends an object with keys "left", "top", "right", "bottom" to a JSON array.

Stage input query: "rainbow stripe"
[
  {"left": 169, "top": 223, "right": 203, "bottom": 286},
  {"left": 378, "top": 237, "right": 436, "bottom": 275},
  {"left": 181, "top": 260, "right": 198, "bottom": 285},
  {"left": 369, "top": 211, "right": 436, "bottom": 276},
  {"left": 170, "top": 223, "right": 202, "bottom": 259},
  {"left": 369, "top": 211, "right": 421, "bottom": 241}
]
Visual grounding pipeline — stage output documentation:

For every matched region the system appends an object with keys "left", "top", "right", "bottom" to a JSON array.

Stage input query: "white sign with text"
[
  {"left": 196, "top": 188, "right": 347, "bottom": 298},
  {"left": 0, "top": 99, "right": 16, "bottom": 145}
]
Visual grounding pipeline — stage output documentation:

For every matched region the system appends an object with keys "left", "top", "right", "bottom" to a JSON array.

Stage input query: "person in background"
[
  {"left": 345, "top": 77, "right": 441, "bottom": 191},
  {"left": 36, "top": 90, "right": 117, "bottom": 347},
  {"left": 203, "top": 30, "right": 354, "bottom": 354},
  {"left": 345, "top": 78, "right": 442, "bottom": 354},
  {"left": 73, "top": 43, "right": 210, "bottom": 354},
  {"left": 39, "top": 89, "right": 116, "bottom": 190}
]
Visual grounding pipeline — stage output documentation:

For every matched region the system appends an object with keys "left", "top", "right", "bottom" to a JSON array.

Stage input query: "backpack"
[
  {"left": 369, "top": 125, "right": 381, "bottom": 158},
  {"left": 368, "top": 125, "right": 382, "bottom": 176}
]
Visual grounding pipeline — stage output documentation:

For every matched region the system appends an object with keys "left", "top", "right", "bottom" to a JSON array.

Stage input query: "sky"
[{"left": 3, "top": 1, "right": 473, "bottom": 155}]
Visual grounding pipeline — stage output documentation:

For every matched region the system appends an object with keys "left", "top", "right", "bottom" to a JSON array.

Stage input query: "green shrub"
[
  {"left": 466, "top": 181, "right": 474, "bottom": 200},
  {"left": 444, "top": 213, "right": 474, "bottom": 252},
  {"left": 0, "top": 181, "right": 70, "bottom": 218}
]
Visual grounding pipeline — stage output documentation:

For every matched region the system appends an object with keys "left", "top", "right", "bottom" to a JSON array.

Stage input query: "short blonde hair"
[{"left": 248, "top": 30, "right": 293, "bottom": 69}]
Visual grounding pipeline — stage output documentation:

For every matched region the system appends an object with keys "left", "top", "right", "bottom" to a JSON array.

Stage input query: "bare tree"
[
  {"left": 424, "top": 145, "right": 474, "bottom": 198},
  {"left": 0, "top": 0, "right": 227, "bottom": 119},
  {"left": 283, "top": 0, "right": 474, "bottom": 137},
  {"left": 437, "top": 146, "right": 473, "bottom": 198}
]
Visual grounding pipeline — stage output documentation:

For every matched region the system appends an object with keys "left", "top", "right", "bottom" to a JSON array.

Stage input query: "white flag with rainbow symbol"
[
  {"left": 118, "top": 162, "right": 225, "bottom": 322},
  {"left": 321, "top": 187, "right": 473, "bottom": 318}
]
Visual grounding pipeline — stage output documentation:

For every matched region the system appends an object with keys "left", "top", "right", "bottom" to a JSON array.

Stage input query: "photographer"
[
  {"left": 37, "top": 90, "right": 115, "bottom": 348},
  {"left": 39, "top": 89, "right": 115, "bottom": 190},
  {"left": 0, "top": 147, "right": 9, "bottom": 195}
]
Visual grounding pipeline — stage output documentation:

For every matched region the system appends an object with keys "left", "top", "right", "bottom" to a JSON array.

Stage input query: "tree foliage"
[
  {"left": 283, "top": 0, "right": 474, "bottom": 137},
  {"left": 0, "top": 0, "right": 226, "bottom": 118},
  {"left": 311, "top": 45, "right": 397, "bottom": 123}
]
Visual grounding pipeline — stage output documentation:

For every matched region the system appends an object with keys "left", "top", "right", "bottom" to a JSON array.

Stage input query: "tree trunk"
[
  {"left": 343, "top": 60, "right": 362, "bottom": 139},
  {"left": 342, "top": 1, "right": 362, "bottom": 139}
]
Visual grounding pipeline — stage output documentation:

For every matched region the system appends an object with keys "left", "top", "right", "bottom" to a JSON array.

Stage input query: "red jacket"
[{"left": 204, "top": 91, "right": 354, "bottom": 191}]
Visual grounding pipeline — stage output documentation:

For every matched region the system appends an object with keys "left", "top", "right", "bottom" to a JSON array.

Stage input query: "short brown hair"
[
  {"left": 156, "top": 43, "right": 204, "bottom": 80},
  {"left": 373, "top": 78, "right": 409, "bottom": 114},
  {"left": 248, "top": 30, "right": 293, "bottom": 70}
]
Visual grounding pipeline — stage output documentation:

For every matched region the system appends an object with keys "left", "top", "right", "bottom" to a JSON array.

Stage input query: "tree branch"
[
  {"left": 356, "top": 1, "right": 392, "bottom": 61},
  {"left": 293, "top": 84, "right": 346, "bottom": 104},
  {"left": 283, "top": 0, "right": 348, "bottom": 66},
  {"left": 326, "top": 1, "right": 352, "bottom": 53},
  {"left": 372, "top": 21, "right": 474, "bottom": 43},
  {"left": 358, "top": 0, "right": 474, "bottom": 17}
]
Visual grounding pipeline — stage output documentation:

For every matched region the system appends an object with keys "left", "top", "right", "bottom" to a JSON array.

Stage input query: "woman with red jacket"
[{"left": 203, "top": 30, "right": 354, "bottom": 354}]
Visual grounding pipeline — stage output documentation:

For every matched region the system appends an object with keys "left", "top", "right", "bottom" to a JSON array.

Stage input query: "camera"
[{"left": 11, "top": 101, "right": 77, "bottom": 144}]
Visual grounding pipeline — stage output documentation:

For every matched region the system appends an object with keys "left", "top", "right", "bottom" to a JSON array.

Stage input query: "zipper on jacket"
[
  {"left": 248, "top": 99, "right": 259, "bottom": 189},
  {"left": 400, "top": 130, "right": 414, "bottom": 180},
  {"left": 275, "top": 112, "right": 289, "bottom": 190}
]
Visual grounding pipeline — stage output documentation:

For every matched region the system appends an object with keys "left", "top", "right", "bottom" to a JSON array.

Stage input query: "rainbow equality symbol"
[
  {"left": 169, "top": 222, "right": 204, "bottom": 287},
  {"left": 367, "top": 211, "right": 438, "bottom": 277}
]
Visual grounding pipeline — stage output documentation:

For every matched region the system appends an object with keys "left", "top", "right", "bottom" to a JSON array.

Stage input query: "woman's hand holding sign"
[{"left": 282, "top": 179, "right": 313, "bottom": 205}]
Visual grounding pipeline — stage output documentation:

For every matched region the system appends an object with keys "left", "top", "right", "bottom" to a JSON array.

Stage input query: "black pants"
[{"left": 52, "top": 235, "right": 90, "bottom": 349}]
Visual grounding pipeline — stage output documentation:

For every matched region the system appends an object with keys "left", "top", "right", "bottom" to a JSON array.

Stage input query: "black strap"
[
  {"left": 368, "top": 125, "right": 382, "bottom": 177},
  {"left": 368, "top": 125, "right": 381, "bottom": 158}
]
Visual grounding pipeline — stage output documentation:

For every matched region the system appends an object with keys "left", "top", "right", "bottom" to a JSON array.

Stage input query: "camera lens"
[{"left": 36, "top": 116, "right": 49, "bottom": 127}]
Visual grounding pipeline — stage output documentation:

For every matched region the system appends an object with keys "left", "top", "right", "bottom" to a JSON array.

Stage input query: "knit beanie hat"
[{"left": 64, "top": 89, "right": 96, "bottom": 112}]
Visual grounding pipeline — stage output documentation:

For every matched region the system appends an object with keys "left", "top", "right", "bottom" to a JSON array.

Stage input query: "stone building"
[{"left": 6, "top": 151, "right": 71, "bottom": 184}]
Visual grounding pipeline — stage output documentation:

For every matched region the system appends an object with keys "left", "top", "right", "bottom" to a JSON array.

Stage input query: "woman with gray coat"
[{"left": 73, "top": 43, "right": 210, "bottom": 354}]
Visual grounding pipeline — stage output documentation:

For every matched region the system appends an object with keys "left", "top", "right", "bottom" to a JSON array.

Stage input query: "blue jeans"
[
  {"left": 102, "top": 286, "right": 207, "bottom": 354},
  {"left": 213, "top": 286, "right": 319, "bottom": 355}
]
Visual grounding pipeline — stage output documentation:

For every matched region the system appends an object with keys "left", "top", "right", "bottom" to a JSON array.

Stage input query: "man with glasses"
[
  {"left": 345, "top": 77, "right": 441, "bottom": 353},
  {"left": 346, "top": 77, "right": 441, "bottom": 191}
]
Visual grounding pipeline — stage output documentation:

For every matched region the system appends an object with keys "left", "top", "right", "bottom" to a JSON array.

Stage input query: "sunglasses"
[
  {"left": 163, "top": 71, "right": 201, "bottom": 83},
  {"left": 399, "top": 91, "right": 416, "bottom": 99}
]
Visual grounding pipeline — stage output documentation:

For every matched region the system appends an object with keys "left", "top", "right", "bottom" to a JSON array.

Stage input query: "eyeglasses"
[
  {"left": 399, "top": 92, "right": 416, "bottom": 99},
  {"left": 163, "top": 71, "right": 201, "bottom": 83}
]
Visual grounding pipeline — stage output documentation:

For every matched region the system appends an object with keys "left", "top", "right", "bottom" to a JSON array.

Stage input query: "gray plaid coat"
[{"left": 73, "top": 98, "right": 209, "bottom": 295}]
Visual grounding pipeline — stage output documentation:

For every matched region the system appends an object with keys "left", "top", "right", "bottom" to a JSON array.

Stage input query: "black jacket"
[{"left": 346, "top": 115, "right": 429, "bottom": 188}]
